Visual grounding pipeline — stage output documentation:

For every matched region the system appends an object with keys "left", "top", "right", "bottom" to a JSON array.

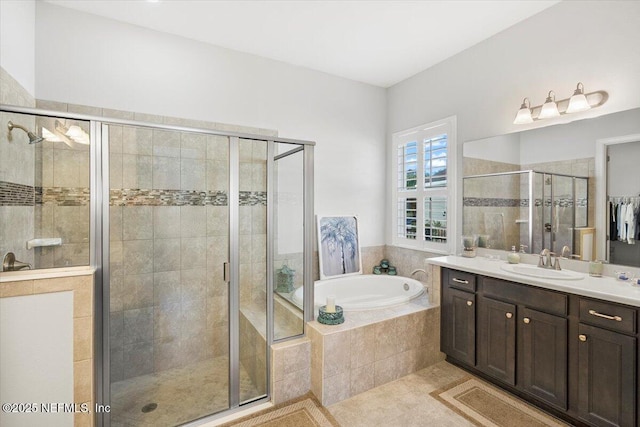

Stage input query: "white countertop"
[{"left": 427, "top": 256, "right": 640, "bottom": 308}]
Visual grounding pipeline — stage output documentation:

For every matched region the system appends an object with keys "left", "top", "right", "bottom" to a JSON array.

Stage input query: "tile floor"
[
  {"left": 111, "top": 356, "right": 261, "bottom": 427},
  {"left": 327, "top": 361, "right": 482, "bottom": 426}
]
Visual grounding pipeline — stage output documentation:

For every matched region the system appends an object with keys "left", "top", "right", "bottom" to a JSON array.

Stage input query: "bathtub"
[{"left": 291, "top": 274, "right": 425, "bottom": 311}]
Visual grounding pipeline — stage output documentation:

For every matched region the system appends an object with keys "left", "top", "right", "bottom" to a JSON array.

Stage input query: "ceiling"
[{"left": 43, "top": 0, "right": 559, "bottom": 88}]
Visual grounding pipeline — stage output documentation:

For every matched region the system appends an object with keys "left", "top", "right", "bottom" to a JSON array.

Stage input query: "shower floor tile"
[{"left": 111, "top": 356, "right": 259, "bottom": 427}]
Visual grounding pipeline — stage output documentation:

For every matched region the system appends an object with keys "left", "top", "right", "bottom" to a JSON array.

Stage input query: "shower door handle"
[{"left": 223, "top": 262, "right": 230, "bottom": 284}]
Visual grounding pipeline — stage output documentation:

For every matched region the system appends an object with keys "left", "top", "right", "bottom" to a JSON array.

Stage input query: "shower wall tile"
[
  {"left": 153, "top": 271, "right": 181, "bottom": 307},
  {"left": 123, "top": 307, "right": 154, "bottom": 345},
  {"left": 154, "top": 302, "right": 181, "bottom": 340},
  {"left": 122, "top": 126, "right": 153, "bottom": 156},
  {"left": 122, "top": 206, "right": 153, "bottom": 240},
  {"left": 153, "top": 156, "right": 181, "bottom": 190},
  {"left": 0, "top": 206, "right": 35, "bottom": 267},
  {"left": 110, "top": 278, "right": 125, "bottom": 313},
  {"left": 53, "top": 149, "right": 90, "bottom": 188},
  {"left": 252, "top": 163, "right": 267, "bottom": 192},
  {"left": 134, "top": 112, "right": 164, "bottom": 125},
  {"left": 110, "top": 311, "right": 125, "bottom": 350},
  {"left": 239, "top": 139, "right": 253, "bottom": 162},
  {"left": 153, "top": 129, "right": 181, "bottom": 158},
  {"left": 181, "top": 237, "right": 207, "bottom": 269},
  {"left": 181, "top": 299, "right": 206, "bottom": 339},
  {"left": 206, "top": 205, "right": 228, "bottom": 236},
  {"left": 110, "top": 153, "right": 123, "bottom": 189},
  {"left": 110, "top": 207, "right": 123, "bottom": 241},
  {"left": 181, "top": 132, "right": 207, "bottom": 159},
  {"left": 123, "top": 239, "right": 154, "bottom": 274},
  {"left": 67, "top": 103, "right": 102, "bottom": 116},
  {"left": 53, "top": 242, "right": 89, "bottom": 267},
  {"left": 206, "top": 160, "right": 228, "bottom": 191},
  {"left": 107, "top": 125, "right": 124, "bottom": 154},
  {"left": 122, "top": 154, "right": 153, "bottom": 189},
  {"left": 239, "top": 164, "right": 253, "bottom": 191},
  {"left": 54, "top": 206, "right": 90, "bottom": 243},
  {"left": 206, "top": 135, "right": 229, "bottom": 161},
  {"left": 154, "top": 206, "right": 180, "bottom": 239},
  {"left": 239, "top": 206, "right": 252, "bottom": 235},
  {"left": 154, "top": 339, "right": 182, "bottom": 372},
  {"left": 180, "top": 206, "right": 206, "bottom": 237},
  {"left": 122, "top": 342, "right": 153, "bottom": 379},
  {"left": 154, "top": 238, "right": 181, "bottom": 272},
  {"left": 123, "top": 273, "right": 154, "bottom": 310},
  {"left": 0, "top": 111, "right": 36, "bottom": 186},
  {"left": 181, "top": 268, "right": 207, "bottom": 302},
  {"left": 102, "top": 109, "right": 135, "bottom": 121},
  {"left": 110, "top": 346, "right": 124, "bottom": 383},
  {"left": 252, "top": 205, "right": 266, "bottom": 234},
  {"left": 110, "top": 240, "right": 124, "bottom": 277}
]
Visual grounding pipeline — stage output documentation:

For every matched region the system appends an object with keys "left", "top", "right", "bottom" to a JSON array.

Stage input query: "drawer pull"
[
  {"left": 453, "top": 278, "right": 470, "bottom": 285},
  {"left": 588, "top": 309, "right": 622, "bottom": 322},
  {"left": 523, "top": 317, "right": 530, "bottom": 324},
  {"left": 466, "top": 300, "right": 473, "bottom": 306},
  {"left": 505, "top": 312, "right": 513, "bottom": 319},
  {"left": 579, "top": 334, "right": 587, "bottom": 342}
]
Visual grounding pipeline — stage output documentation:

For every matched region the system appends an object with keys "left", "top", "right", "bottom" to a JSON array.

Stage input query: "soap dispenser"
[{"left": 507, "top": 246, "right": 520, "bottom": 264}]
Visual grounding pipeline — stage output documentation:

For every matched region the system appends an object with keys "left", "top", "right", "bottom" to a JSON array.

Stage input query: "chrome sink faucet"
[{"left": 538, "top": 248, "right": 562, "bottom": 270}]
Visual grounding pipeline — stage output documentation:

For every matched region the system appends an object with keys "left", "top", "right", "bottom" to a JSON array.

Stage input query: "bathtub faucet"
[{"left": 410, "top": 269, "right": 426, "bottom": 277}]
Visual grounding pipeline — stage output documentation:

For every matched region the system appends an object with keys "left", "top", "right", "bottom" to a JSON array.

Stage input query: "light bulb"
[
  {"left": 566, "top": 82, "right": 591, "bottom": 114},
  {"left": 538, "top": 91, "right": 560, "bottom": 119},
  {"left": 513, "top": 98, "right": 533, "bottom": 124}
]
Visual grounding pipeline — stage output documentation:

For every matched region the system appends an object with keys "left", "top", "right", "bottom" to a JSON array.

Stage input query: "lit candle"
[{"left": 326, "top": 295, "right": 336, "bottom": 313}]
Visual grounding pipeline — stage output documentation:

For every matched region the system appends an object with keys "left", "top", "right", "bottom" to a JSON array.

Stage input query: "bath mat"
[
  {"left": 219, "top": 392, "right": 340, "bottom": 427},
  {"left": 430, "top": 377, "right": 568, "bottom": 427}
]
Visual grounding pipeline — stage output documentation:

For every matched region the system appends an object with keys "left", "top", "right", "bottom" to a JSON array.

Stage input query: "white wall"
[
  {"left": 0, "top": 0, "right": 36, "bottom": 95},
  {"left": 33, "top": 2, "right": 387, "bottom": 247},
  {"left": 0, "top": 292, "right": 74, "bottom": 427},
  {"left": 463, "top": 133, "right": 520, "bottom": 164},
  {"left": 519, "top": 108, "right": 640, "bottom": 165},
  {"left": 386, "top": 0, "right": 640, "bottom": 246},
  {"left": 608, "top": 140, "right": 640, "bottom": 196}
]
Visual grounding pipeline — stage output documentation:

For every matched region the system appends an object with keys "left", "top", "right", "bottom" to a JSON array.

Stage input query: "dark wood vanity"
[{"left": 441, "top": 267, "right": 638, "bottom": 427}]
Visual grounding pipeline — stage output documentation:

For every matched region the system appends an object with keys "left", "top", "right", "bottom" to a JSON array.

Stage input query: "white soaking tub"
[{"left": 292, "top": 274, "right": 425, "bottom": 311}]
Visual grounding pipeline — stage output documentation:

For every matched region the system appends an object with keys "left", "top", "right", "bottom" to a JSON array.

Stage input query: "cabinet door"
[
  {"left": 578, "top": 323, "right": 636, "bottom": 427},
  {"left": 442, "top": 286, "right": 475, "bottom": 366},
  {"left": 519, "top": 307, "right": 567, "bottom": 410},
  {"left": 477, "top": 296, "right": 516, "bottom": 385}
]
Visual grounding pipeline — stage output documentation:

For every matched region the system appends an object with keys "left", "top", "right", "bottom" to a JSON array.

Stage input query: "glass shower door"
[
  {"left": 552, "top": 175, "right": 574, "bottom": 253},
  {"left": 107, "top": 124, "right": 233, "bottom": 425}
]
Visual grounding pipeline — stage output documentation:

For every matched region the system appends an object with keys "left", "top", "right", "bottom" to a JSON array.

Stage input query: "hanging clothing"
[
  {"left": 625, "top": 202, "right": 636, "bottom": 244},
  {"left": 610, "top": 201, "right": 617, "bottom": 241}
]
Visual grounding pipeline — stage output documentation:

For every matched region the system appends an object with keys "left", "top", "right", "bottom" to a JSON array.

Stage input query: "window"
[{"left": 391, "top": 117, "right": 456, "bottom": 253}]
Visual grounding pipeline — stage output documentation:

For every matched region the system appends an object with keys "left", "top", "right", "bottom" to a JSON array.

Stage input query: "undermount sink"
[{"left": 500, "top": 263, "right": 584, "bottom": 280}]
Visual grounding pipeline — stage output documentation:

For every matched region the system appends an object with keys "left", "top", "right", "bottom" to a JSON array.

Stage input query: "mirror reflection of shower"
[{"left": 7, "top": 120, "right": 44, "bottom": 144}]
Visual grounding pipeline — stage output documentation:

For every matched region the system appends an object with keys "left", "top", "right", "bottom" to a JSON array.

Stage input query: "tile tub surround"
[
  {"left": 271, "top": 337, "right": 312, "bottom": 405},
  {"left": 0, "top": 267, "right": 95, "bottom": 427},
  {"left": 1, "top": 67, "right": 36, "bottom": 268},
  {"left": 308, "top": 294, "right": 444, "bottom": 406}
]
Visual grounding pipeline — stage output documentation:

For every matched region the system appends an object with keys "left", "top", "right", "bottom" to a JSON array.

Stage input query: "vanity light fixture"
[
  {"left": 513, "top": 82, "right": 607, "bottom": 125},
  {"left": 538, "top": 91, "right": 560, "bottom": 119},
  {"left": 566, "top": 82, "right": 591, "bottom": 114},
  {"left": 513, "top": 98, "right": 533, "bottom": 124}
]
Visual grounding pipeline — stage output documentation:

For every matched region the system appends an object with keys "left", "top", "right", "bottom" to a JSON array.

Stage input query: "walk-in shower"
[
  {"left": 463, "top": 170, "right": 589, "bottom": 257},
  {"left": 0, "top": 104, "right": 314, "bottom": 427}
]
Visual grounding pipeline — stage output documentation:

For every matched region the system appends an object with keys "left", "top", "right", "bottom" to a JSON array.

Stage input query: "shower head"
[{"left": 7, "top": 120, "right": 45, "bottom": 144}]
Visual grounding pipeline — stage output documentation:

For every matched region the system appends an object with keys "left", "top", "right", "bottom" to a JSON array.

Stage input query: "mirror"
[{"left": 463, "top": 107, "right": 640, "bottom": 268}]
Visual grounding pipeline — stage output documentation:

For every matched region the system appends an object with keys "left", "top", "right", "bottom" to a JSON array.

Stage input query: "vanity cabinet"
[
  {"left": 477, "top": 295, "right": 516, "bottom": 385},
  {"left": 576, "top": 299, "right": 637, "bottom": 427},
  {"left": 440, "top": 267, "right": 639, "bottom": 427},
  {"left": 441, "top": 269, "right": 476, "bottom": 366}
]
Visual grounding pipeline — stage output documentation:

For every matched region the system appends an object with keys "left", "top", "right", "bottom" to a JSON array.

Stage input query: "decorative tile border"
[
  {"left": 463, "top": 197, "right": 522, "bottom": 208},
  {"left": 109, "top": 189, "right": 228, "bottom": 206},
  {"left": 0, "top": 181, "right": 34, "bottom": 206},
  {"left": 41, "top": 187, "right": 91, "bottom": 206},
  {"left": 240, "top": 191, "right": 267, "bottom": 206},
  {"left": 464, "top": 197, "right": 587, "bottom": 209}
]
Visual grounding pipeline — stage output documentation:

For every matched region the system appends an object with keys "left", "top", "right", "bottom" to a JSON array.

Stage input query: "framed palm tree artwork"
[{"left": 317, "top": 215, "right": 362, "bottom": 279}]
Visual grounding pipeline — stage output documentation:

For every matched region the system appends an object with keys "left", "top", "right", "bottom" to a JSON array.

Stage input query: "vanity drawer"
[
  {"left": 481, "top": 276, "right": 567, "bottom": 316},
  {"left": 444, "top": 269, "right": 476, "bottom": 292},
  {"left": 578, "top": 298, "right": 636, "bottom": 334}
]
